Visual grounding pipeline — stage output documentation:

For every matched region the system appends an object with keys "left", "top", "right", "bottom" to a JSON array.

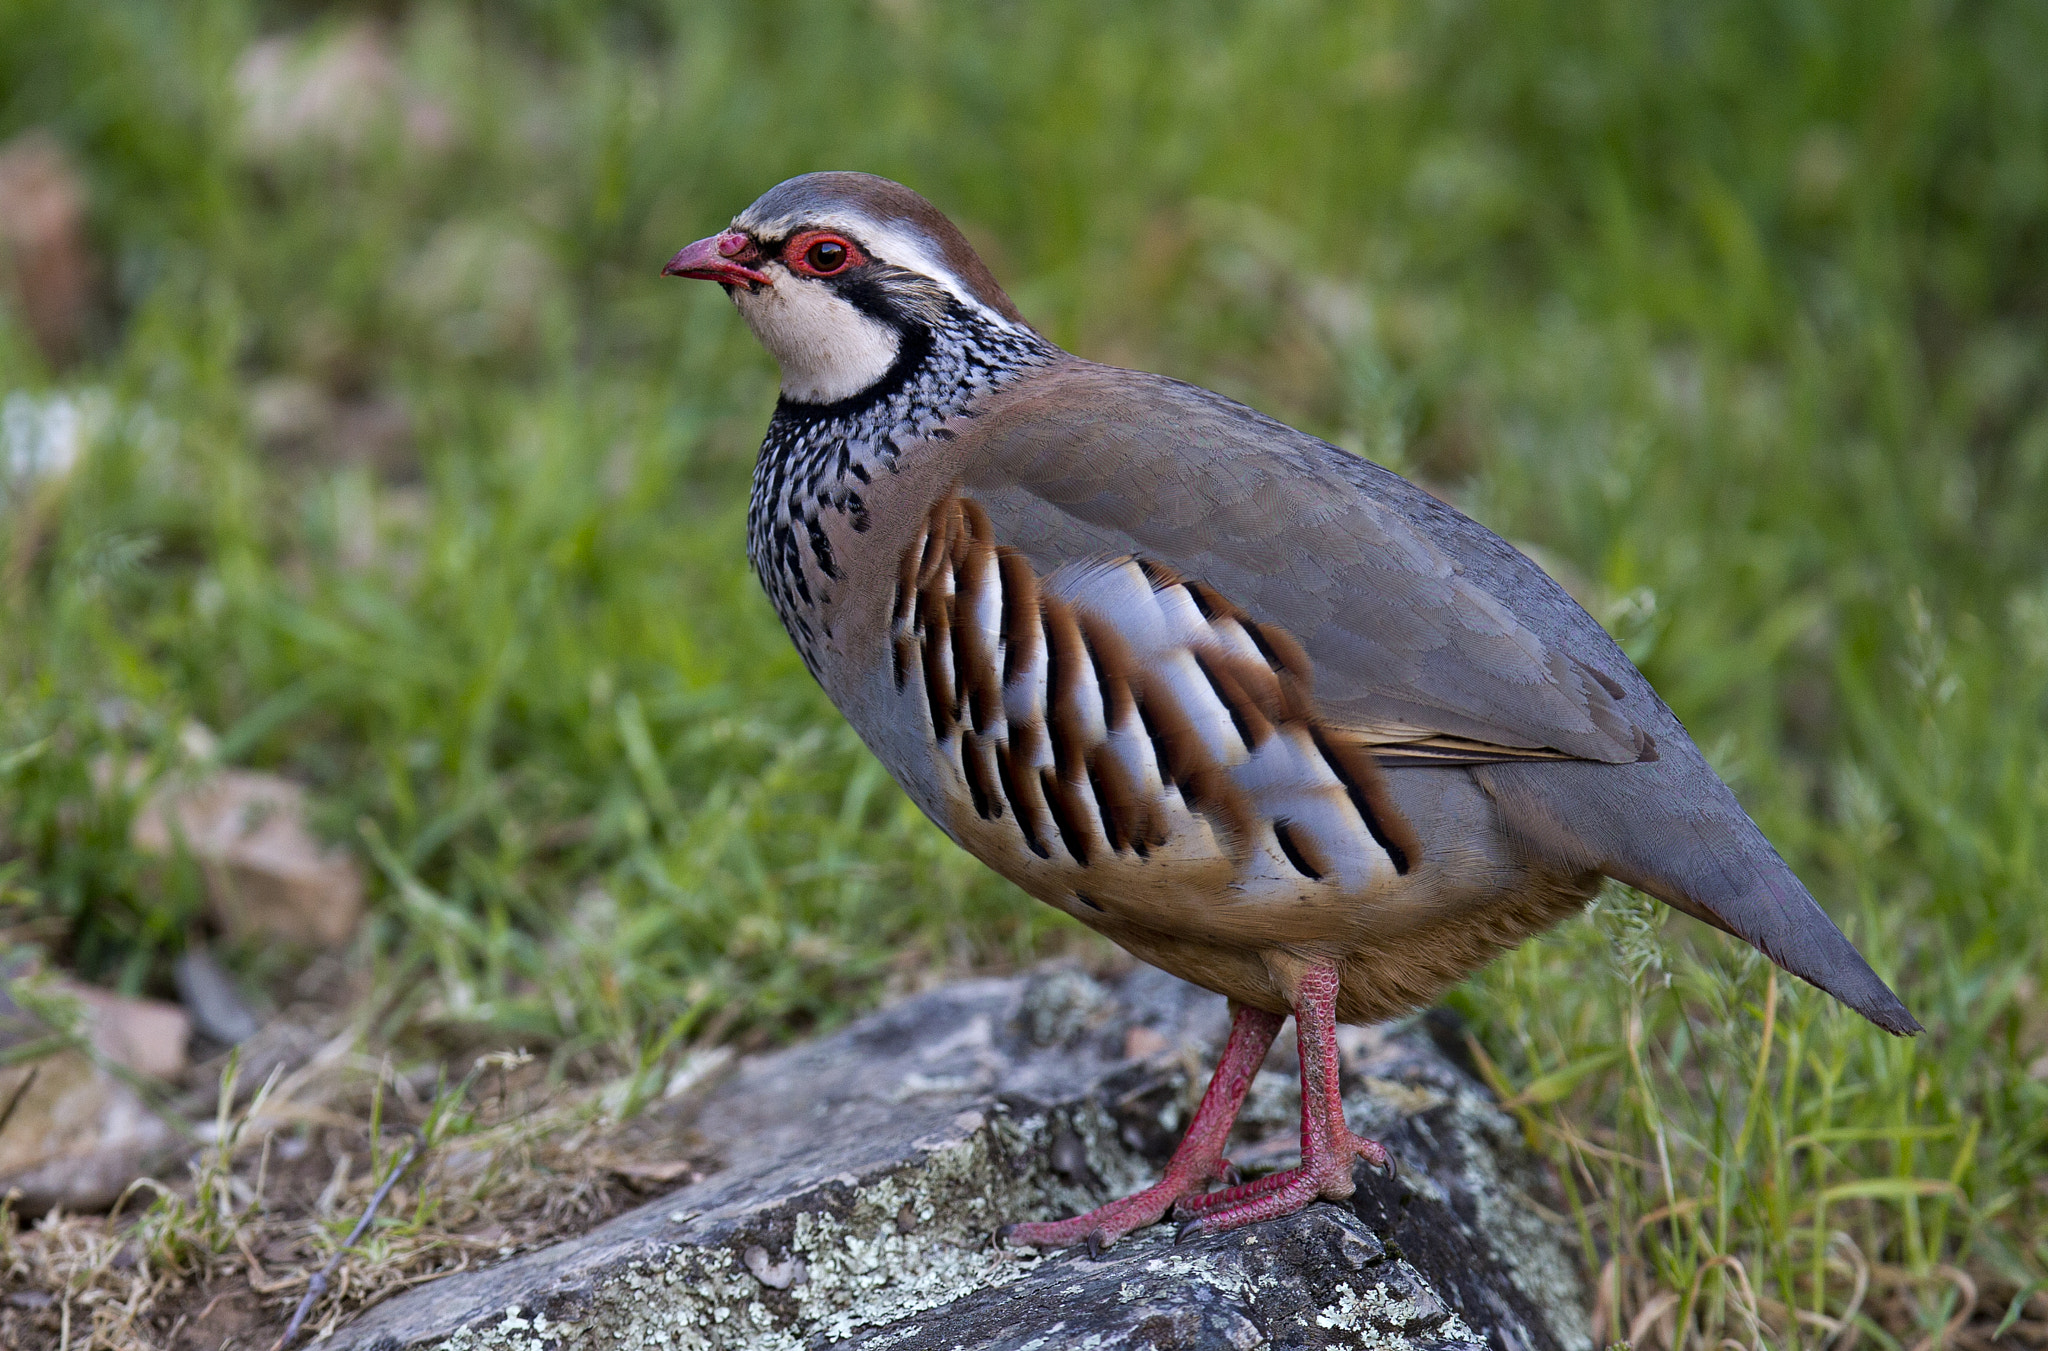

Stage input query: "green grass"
[{"left": 2, "top": 0, "right": 2045, "bottom": 1344}]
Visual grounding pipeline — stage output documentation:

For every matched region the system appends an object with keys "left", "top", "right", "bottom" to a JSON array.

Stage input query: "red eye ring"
[{"left": 787, "top": 231, "right": 865, "bottom": 277}]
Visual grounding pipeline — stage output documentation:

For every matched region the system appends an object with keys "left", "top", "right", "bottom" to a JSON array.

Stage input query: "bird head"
[{"left": 663, "top": 172, "right": 1030, "bottom": 406}]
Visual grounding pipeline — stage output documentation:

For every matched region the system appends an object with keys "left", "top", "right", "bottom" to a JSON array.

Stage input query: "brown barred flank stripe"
[
  {"left": 1132, "top": 681, "right": 1200, "bottom": 799},
  {"left": 995, "top": 743, "right": 1051, "bottom": 859},
  {"left": 1235, "top": 616, "right": 1315, "bottom": 710},
  {"left": 1271, "top": 818, "right": 1326, "bottom": 881},
  {"left": 1040, "top": 766, "right": 1094, "bottom": 864},
  {"left": 1136, "top": 556, "right": 1184, "bottom": 591},
  {"left": 1307, "top": 726, "right": 1422, "bottom": 875},
  {"left": 962, "top": 734, "right": 1004, "bottom": 821},
  {"left": 916, "top": 585, "right": 956, "bottom": 739},
  {"left": 954, "top": 541, "right": 1003, "bottom": 732},
  {"left": 893, "top": 633, "right": 917, "bottom": 691},
  {"left": 1182, "top": 578, "right": 1229, "bottom": 621},
  {"left": 1124, "top": 681, "right": 1257, "bottom": 859},
  {"left": 1189, "top": 647, "right": 1276, "bottom": 751},
  {"left": 914, "top": 509, "right": 947, "bottom": 588},
  {"left": 1040, "top": 594, "right": 1091, "bottom": 780},
  {"left": 1076, "top": 613, "right": 1140, "bottom": 731},
  {"left": 1084, "top": 744, "right": 1161, "bottom": 855},
  {"left": 998, "top": 549, "right": 1041, "bottom": 685}
]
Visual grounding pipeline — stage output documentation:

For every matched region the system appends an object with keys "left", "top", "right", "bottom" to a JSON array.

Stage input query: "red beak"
[{"left": 662, "top": 230, "right": 769, "bottom": 287}]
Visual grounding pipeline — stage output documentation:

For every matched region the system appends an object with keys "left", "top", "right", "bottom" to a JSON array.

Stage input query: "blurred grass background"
[{"left": 1, "top": 0, "right": 2045, "bottom": 1344}]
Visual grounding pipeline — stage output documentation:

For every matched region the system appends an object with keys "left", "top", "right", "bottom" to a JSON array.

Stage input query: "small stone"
[
  {"left": 235, "top": 26, "right": 398, "bottom": 158},
  {"left": 132, "top": 767, "right": 364, "bottom": 948},
  {"left": 595, "top": 1156, "right": 696, "bottom": 1184},
  {"left": 0, "top": 1050, "right": 176, "bottom": 1214},
  {"left": 173, "top": 946, "right": 262, "bottom": 1045},
  {"left": 742, "top": 1245, "right": 804, "bottom": 1290},
  {"left": 1048, "top": 1124, "right": 1094, "bottom": 1183},
  {"left": 1337, "top": 1228, "right": 1386, "bottom": 1270},
  {"left": 1020, "top": 968, "right": 1111, "bottom": 1045},
  {"left": 0, "top": 131, "right": 92, "bottom": 368},
  {"left": 57, "top": 979, "right": 191, "bottom": 1079},
  {"left": 1122, "top": 1025, "right": 1170, "bottom": 1061}
]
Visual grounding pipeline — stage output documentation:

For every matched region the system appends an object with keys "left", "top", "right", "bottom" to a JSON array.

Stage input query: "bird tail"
[{"left": 1478, "top": 759, "right": 1922, "bottom": 1036}]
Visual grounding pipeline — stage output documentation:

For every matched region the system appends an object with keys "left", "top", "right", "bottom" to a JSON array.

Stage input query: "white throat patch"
[{"left": 733, "top": 263, "right": 902, "bottom": 405}]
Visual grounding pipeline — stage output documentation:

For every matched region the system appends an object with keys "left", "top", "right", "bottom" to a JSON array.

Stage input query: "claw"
[
  {"left": 995, "top": 1222, "right": 1016, "bottom": 1246},
  {"left": 1084, "top": 1230, "right": 1108, "bottom": 1260},
  {"left": 1217, "top": 1160, "right": 1242, "bottom": 1187},
  {"left": 1356, "top": 1139, "right": 1395, "bottom": 1179},
  {"left": 1174, "top": 1217, "right": 1204, "bottom": 1244}
]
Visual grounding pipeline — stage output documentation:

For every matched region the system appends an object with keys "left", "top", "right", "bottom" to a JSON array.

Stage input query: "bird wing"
[{"left": 954, "top": 360, "right": 1657, "bottom": 766}]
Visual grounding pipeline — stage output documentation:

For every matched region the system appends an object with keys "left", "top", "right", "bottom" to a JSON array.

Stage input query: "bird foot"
[
  {"left": 1172, "top": 1131, "right": 1390, "bottom": 1238},
  {"left": 1000, "top": 1157, "right": 1238, "bottom": 1254},
  {"left": 999, "top": 965, "right": 1405, "bottom": 1251},
  {"left": 1001, "top": 1003, "right": 1287, "bottom": 1255}
]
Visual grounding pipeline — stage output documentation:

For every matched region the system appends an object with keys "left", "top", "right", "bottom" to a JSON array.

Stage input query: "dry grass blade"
[
  {"left": 0, "top": 1064, "right": 38, "bottom": 1135},
  {"left": 1629, "top": 1289, "right": 1680, "bottom": 1349},
  {"left": 1681, "top": 1255, "right": 1766, "bottom": 1351},
  {"left": 1824, "top": 1232, "right": 1873, "bottom": 1351},
  {"left": 1902, "top": 1264, "right": 1976, "bottom": 1351}
]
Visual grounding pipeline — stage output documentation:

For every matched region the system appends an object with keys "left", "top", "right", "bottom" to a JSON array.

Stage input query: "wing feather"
[{"left": 959, "top": 362, "right": 1656, "bottom": 764}]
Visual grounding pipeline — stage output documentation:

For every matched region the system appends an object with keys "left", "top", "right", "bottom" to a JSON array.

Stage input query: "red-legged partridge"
[{"left": 662, "top": 173, "right": 1919, "bottom": 1251}]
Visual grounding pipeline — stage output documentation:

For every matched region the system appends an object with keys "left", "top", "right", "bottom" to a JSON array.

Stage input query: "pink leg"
[
  {"left": 1171, "top": 960, "right": 1392, "bottom": 1237},
  {"left": 1002, "top": 1003, "right": 1286, "bottom": 1253}
]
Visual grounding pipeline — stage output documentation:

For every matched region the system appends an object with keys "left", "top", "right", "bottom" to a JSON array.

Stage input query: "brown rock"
[
  {"left": 0, "top": 980, "right": 183, "bottom": 1214},
  {"left": 0, "top": 1052, "right": 176, "bottom": 1214},
  {"left": 133, "top": 769, "right": 365, "bottom": 948},
  {"left": 0, "top": 131, "right": 92, "bottom": 368},
  {"left": 57, "top": 979, "right": 192, "bottom": 1079}
]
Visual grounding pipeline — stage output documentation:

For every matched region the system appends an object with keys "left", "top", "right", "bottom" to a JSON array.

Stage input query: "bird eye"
[{"left": 805, "top": 238, "right": 849, "bottom": 274}]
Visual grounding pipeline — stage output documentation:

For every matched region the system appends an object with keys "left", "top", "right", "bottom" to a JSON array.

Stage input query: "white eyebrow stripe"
[{"left": 732, "top": 207, "right": 1015, "bottom": 329}]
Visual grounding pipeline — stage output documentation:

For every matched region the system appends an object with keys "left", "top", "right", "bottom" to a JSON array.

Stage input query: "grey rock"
[
  {"left": 174, "top": 945, "right": 263, "bottom": 1045},
  {"left": 836, "top": 1210, "right": 1480, "bottom": 1351},
  {"left": 328, "top": 967, "right": 1590, "bottom": 1351}
]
